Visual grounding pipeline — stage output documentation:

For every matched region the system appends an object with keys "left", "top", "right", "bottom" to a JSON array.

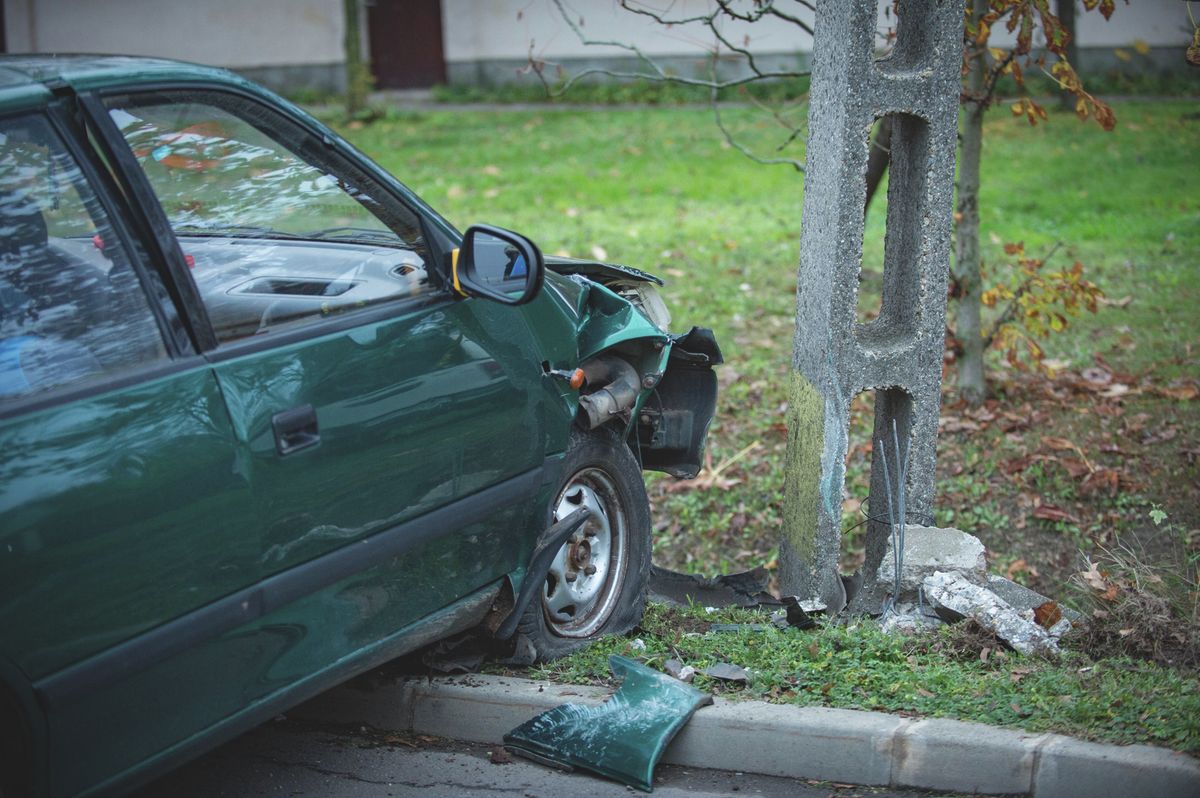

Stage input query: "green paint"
[{"left": 781, "top": 370, "right": 825, "bottom": 566}]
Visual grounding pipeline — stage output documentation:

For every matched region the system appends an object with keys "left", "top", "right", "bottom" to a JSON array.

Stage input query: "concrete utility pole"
[{"left": 780, "top": 0, "right": 964, "bottom": 612}]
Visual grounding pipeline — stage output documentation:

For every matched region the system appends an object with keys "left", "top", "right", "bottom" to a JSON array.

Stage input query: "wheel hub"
[{"left": 542, "top": 468, "right": 628, "bottom": 637}]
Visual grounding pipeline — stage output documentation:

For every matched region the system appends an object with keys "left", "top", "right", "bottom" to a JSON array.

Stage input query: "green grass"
[{"left": 522, "top": 603, "right": 1200, "bottom": 754}]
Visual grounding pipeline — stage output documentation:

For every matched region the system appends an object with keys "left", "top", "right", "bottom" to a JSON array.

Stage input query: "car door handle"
[{"left": 272, "top": 404, "right": 320, "bottom": 456}]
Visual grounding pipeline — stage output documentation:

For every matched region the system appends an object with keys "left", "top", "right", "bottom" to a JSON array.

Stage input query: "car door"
[
  {"left": 96, "top": 87, "right": 553, "bottom": 682},
  {"left": 0, "top": 105, "right": 269, "bottom": 796}
]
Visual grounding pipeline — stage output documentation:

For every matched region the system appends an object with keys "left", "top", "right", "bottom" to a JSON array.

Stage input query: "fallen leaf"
[
  {"left": 1097, "top": 295, "right": 1132, "bottom": 308},
  {"left": 489, "top": 746, "right": 513, "bottom": 764},
  {"left": 1079, "top": 562, "right": 1107, "bottom": 591},
  {"left": 916, "top": 687, "right": 935, "bottom": 698},
  {"left": 590, "top": 245, "right": 608, "bottom": 261},
  {"left": 1033, "top": 505, "right": 1078, "bottom": 524},
  {"left": 1157, "top": 384, "right": 1199, "bottom": 401},
  {"left": 1033, "top": 601, "right": 1063, "bottom": 629},
  {"left": 1099, "top": 384, "right": 1132, "bottom": 399},
  {"left": 1041, "top": 436, "right": 1076, "bottom": 451}
]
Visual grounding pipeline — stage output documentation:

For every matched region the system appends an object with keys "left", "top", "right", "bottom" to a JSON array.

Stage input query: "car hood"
[{"left": 544, "top": 256, "right": 663, "bottom": 287}]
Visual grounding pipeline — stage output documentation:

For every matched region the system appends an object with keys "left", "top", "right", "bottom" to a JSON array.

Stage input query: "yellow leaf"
[
  {"left": 989, "top": 47, "right": 1007, "bottom": 61},
  {"left": 1113, "top": 48, "right": 1131, "bottom": 62},
  {"left": 1133, "top": 39, "right": 1150, "bottom": 56},
  {"left": 1011, "top": 101, "right": 1024, "bottom": 117}
]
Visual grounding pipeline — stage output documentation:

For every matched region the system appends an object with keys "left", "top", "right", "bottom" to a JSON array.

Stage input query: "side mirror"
[{"left": 452, "top": 224, "right": 544, "bottom": 305}]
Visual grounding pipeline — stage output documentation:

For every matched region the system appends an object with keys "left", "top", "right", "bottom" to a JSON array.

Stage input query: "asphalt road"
[{"left": 134, "top": 714, "right": 962, "bottom": 798}]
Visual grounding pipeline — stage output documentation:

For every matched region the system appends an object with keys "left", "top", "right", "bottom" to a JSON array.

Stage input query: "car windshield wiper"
[
  {"left": 304, "top": 226, "right": 405, "bottom": 245},
  {"left": 174, "top": 224, "right": 307, "bottom": 240}
]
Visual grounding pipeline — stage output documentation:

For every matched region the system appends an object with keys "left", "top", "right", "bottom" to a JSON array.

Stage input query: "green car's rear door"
[{"left": 0, "top": 108, "right": 264, "bottom": 796}]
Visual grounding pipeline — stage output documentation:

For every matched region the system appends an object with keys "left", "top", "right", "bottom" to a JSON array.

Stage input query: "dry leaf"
[
  {"left": 1041, "top": 436, "right": 1076, "bottom": 451},
  {"left": 1033, "top": 601, "right": 1063, "bottom": 629},
  {"left": 1033, "top": 504, "right": 1078, "bottom": 524}
]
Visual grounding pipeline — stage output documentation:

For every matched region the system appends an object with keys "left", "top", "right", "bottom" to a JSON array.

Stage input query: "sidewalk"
[{"left": 292, "top": 673, "right": 1200, "bottom": 798}]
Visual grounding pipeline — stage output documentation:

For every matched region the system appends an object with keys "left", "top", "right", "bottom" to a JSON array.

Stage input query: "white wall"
[
  {"left": 441, "top": 0, "right": 1193, "bottom": 64},
  {"left": 3, "top": 0, "right": 346, "bottom": 67}
]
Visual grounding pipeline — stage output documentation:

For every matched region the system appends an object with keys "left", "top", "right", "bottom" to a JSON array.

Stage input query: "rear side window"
[
  {"left": 0, "top": 114, "right": 167, "bottom": 403},
  {"left": 104, "top": 91, "right": 438, "bottom": 343}
]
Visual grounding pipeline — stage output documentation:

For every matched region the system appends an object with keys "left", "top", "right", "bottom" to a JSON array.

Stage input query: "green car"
[{"left": 0, "top": 56, "right": 720, "bottom": 797}]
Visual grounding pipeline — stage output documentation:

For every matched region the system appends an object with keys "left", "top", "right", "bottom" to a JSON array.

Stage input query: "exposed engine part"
[
  {"left": 577, "top": 354, "right": 640, "bottom": 430},
  {"left": 606, "top": 279, "right": 671, "bottom": 332}
]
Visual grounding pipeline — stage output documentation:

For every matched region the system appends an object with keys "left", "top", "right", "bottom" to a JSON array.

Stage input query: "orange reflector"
[{"left": 569, "top": 368, "right": 586, "bottom": 390}]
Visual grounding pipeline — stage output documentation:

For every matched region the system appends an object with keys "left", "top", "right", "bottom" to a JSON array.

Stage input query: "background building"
[{"left": 1, "top": 0, "right": 1193, "bottom": 95}]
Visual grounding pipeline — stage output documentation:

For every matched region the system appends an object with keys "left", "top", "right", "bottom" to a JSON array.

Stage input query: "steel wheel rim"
[{"left": 541, "top": 467, "right": 628, "bottom": 638}]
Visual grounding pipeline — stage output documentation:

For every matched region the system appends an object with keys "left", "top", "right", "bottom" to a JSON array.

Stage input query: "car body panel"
[{"left": 0, "top": 365, "right": 256, "bottom": 681}]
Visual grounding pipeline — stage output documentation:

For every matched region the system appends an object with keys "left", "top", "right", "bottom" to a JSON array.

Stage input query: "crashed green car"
[{"left": 0, "top": 56, "right": 720, "bottom": 797}]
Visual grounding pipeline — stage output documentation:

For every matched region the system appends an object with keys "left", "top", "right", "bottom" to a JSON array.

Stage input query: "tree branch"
[
  {"left": 981, "top": 241, "right": 1064, "bottom": 350},
  {"left": 532, "top": 0, "right": 809, "bottom": 98}
]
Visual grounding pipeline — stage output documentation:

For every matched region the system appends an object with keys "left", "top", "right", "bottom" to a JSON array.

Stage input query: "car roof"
[{"left": 0, "top": 54, "right": 263, "bottom": 112}]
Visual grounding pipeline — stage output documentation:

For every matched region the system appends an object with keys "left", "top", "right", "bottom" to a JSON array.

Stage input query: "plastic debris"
[
  {"left": 504, "top": 655, "right": 712, "bottom": 792},
  {"left": 700, "top": 662, "right": 750, "bottom": 682},
  {"left": 647, "top": 565, "right": 777, "bottom": 608}
]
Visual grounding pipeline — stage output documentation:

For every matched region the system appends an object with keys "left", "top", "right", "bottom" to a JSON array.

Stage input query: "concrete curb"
[{"left": 293, "top": 674, "right": 1200, "bottom": 797}]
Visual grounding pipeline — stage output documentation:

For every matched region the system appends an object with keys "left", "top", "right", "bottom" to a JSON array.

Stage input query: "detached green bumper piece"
[{"left": 503, "top": 655, "right": 713, "bottom": 792}]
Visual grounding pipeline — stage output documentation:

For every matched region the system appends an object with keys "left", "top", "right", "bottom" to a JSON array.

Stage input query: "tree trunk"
[
  {"left": 1057, "top": 0, "right": 1079, "bottom": 111},
  {"left": 344, "top": 0, "right": 367, "bottom": 119},
  {"left": 864, "top": 116, "right": 893, "bottom": 215},
  {"left": 956, "top": 0, "right": 988, "bottom": 406}
]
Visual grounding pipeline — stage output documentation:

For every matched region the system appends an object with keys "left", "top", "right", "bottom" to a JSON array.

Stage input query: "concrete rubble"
[
  {"left": 923, "top": 571, "right": 1071, "bottom": 656},
  {"left": 876, "top": 525, "right": 987, "bottom": 598},
  {"left": 874, "top": 525, "right": 1077, "bottom": 656}
]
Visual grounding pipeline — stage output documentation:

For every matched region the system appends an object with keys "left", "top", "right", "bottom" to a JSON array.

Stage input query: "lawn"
[{"left": 331, "top": 100, "right": 1199, "bottom": 749}]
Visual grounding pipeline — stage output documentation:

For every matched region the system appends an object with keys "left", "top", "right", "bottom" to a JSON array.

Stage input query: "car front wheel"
[{"left": 518, "top": 425, "right": 651, "bottom": 661}]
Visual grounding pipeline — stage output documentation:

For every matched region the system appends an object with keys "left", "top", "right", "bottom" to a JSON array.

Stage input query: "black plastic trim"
[
  {"left": 77, "top": 91, "right": 218, "bottom": 353},
  {"left": 44, "top": 101, "right": 188, "bottom": 359},
  {"left": 34, "top": 464, "right": 545, "bottom": 711},
  {"left": 494, "top": 507, "right": 590, "bottom": 640}
]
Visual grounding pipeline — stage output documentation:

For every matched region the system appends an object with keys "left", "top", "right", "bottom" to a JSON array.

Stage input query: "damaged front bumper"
[{"left": 537, "top": 257, "right": 723, "bottom": 479}]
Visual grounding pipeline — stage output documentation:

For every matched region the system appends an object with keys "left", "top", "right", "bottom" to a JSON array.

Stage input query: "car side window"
[
  {"left": 0, "top": 113, "right": 168, "bottom": 403},
  {"left": 104, "top": 91, "right": 437, "bottom": 344}
]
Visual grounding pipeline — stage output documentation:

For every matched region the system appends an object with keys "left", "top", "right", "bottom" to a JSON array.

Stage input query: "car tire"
[{"left": 517, "top": 425, "right": 651, "bottom": 662}]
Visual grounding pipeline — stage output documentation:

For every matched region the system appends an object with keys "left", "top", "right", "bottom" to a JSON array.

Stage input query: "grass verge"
[{"left": 519, "top": 603, "right": 1200, "bottom": 754}]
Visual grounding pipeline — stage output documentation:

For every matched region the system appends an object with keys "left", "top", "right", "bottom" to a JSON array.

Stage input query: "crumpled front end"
[{"left": 533, "top": 258, "right": 722, "bottom": 479}]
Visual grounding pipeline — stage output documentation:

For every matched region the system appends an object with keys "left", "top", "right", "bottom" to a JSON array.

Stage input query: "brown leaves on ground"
[
  {"left": 1071, "top": 549, "right": 1199, "bottom": 669},
  {"left": 936, "top": 349, "right": 1200, "bottom": 614}
]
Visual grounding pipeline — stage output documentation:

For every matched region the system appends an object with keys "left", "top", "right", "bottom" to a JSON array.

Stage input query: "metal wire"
[{"left": 878, "top": 418, "right": 911, "bottom": 617}]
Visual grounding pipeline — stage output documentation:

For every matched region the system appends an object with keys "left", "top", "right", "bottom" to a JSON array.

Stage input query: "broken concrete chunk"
[
  {"left": 986, "top": 573, "right": 1082, "bottom": 623},
  {"left": 664, "top": 658, "right": 697, "bottom": 683},
  {"left": 879, "top": 601, "right": 944, "bottom": 634},
  {"left": 1047, "top": 617, "right": 1073, "bottom": 640},
  {"left": 877, "top": 526, "right": 987, "bottom": 600},
  {"left": 923, "top": 571, "right": 1060, "bottom": 656}
]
